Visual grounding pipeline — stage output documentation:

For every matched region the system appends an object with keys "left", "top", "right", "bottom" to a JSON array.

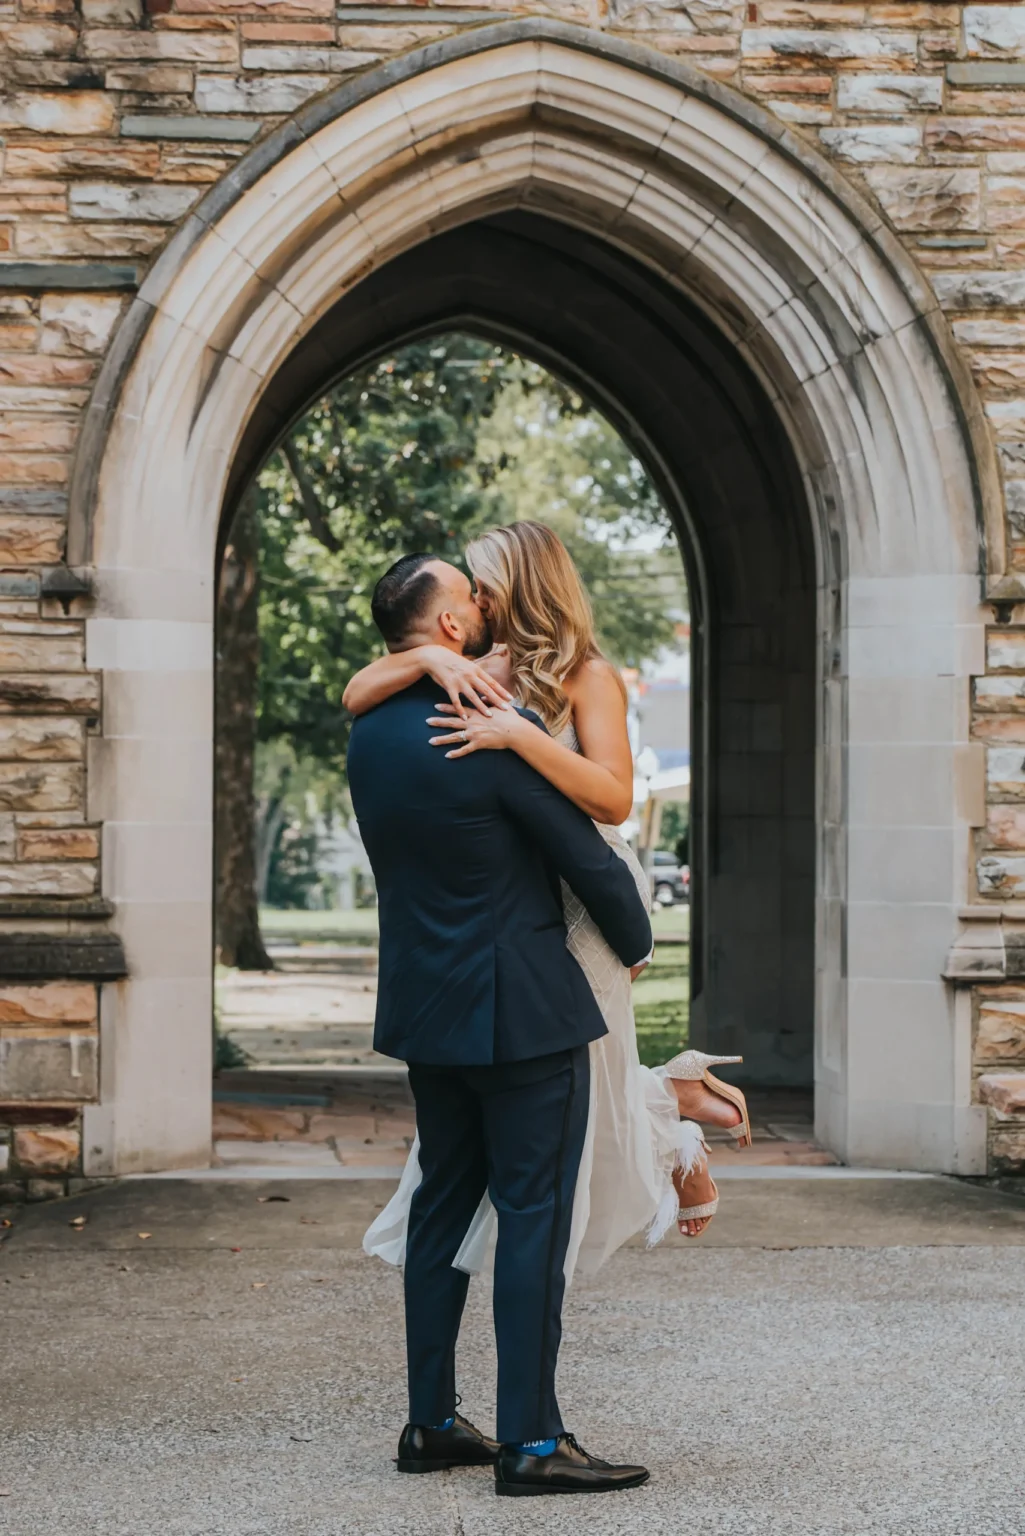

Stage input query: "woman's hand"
[
  {"left": 419, "top": 646, "right": 514, "bottom": 718},
  {"left": 427, "top": 699, "right": 529, "bottom": 757},
  {"left": 629, "top": 960, "right": 650, "bottom": 982}
]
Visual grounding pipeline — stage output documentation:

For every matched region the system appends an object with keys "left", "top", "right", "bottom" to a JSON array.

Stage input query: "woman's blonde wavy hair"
[{"left": 465, "top": 521, "right": 614, "bottom": 734}]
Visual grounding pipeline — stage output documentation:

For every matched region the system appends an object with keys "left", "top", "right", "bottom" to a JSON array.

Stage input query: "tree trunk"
[{"left": 215, "top": 494, "right": 273, "bottom": 970}]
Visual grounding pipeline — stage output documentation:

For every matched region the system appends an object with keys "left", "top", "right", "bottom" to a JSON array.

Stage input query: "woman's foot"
[
  {"left": 673, "top": 1158, "right": 717, "bottom": 1237},
  {"left": 669, "top": 1075, "right": 743, "bottom": 1134}
]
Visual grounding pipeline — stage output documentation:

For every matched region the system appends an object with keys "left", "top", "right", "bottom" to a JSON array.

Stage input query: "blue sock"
[
  {"left": 428, "top": 1415, "right": 455, "bottom": 1431},
  {"left": 510, "top": 1437, "right": 558, "bottom": 1457}
]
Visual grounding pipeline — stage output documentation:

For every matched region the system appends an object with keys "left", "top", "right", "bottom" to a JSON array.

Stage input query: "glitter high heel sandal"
[
  {"left": 661, "top": 1049, "right": 752, "bottom": 1149},
  {"left": 675, "top": 1140, "right": 719, "bottom": 1237}
]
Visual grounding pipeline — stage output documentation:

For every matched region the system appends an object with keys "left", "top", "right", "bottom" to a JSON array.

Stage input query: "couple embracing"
[{"left": 345, "top": 522, "right": 750, "bottom": 1497}]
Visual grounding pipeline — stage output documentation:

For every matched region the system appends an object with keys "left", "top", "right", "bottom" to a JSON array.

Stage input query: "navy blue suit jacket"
[{"left": 347, "top": 679, "right": 652, "bottom": 1066}]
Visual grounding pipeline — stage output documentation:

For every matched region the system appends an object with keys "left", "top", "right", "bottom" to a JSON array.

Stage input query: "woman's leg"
[
  {"left": 674, "top": 1158, "right": 718, "bottom": 1237},
  {"left": 668, "top": 1075, "right": 743, "bottom": 1132}
]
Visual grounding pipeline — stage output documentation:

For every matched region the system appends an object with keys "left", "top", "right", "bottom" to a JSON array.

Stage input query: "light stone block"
[
  {"left": 81, "top": 29, "right": 238, "bottom": 65},
  {"left": 741, "top": 28, "right": 917, "bottom": 63},
  {"left": 101, "top": 668, "right": 212, "bottom": 741},
  {"left": 863, "top": 168, "right": 980, "bottom": 233},
  {"left": 39, "top": 294, "right": 123, "bottom": 356},
  {"left": 987, "top": 746, "right": 1025, "bottom": 798},
  {"left": 837, "top": 74, "right": 943, "bottom": 114},
  {"left": 767, "top": 100, "right": 831, "bottom": 127},
  {"left": 69, "top": 183, "right": 203, "bottom": 224},
  {"left": 0, "top": 860, "right": 96, "bottom": 896},
  {"left": 848, "top": 827, "right": 956, "bottom": 906},
  {"left": 194, "top": 73, "right": 331, "bottom": 115},
  {"left": 85, "top": 618, "right": 212, "bottom": 674},
  {"left": 933, "top": 270, "right": 1025, "bottom": 310},
  {"left": 82, "top": 0, "right": 142, "bottom": 20},
  {"left": 0, "top": 1031, "right": 98, "bottom": 1101},
  {"left": 977, "top": 855, "right": 1025, "bottom": 897},
  {"left": 847, "top": 575, "right": 983, "bottom": 629},
  {"left": 108, "top": 899, "right": 212, "bottom": 982},
  {"left": 964, "top": 6, "right": 1025, "bottom": 59},
  {"left": 0, "top": 716, "right": 83, "bottom": 761},
  {"left": 847, "top": 625, "right": 963, "bottom": 679},
  {"left": 847, "top": 901, "right": 959, "bottom": 984},
  {"left": 987, "top": 628, "right": 1025, "bottom": 671},
  {"left": 240, "top": 46, "right": 377, "bottom": 71},
  {"left": 819, "top": 126, "right": 923, "bottom": 167},
  {"left": 0, "top": 762, "right": 83, "bottom": 814},
  {"left": 82, "top": 977, "right": 211, "bottom": 1176},
  {"left": 849, "top": 744, "right": 955, "bottom": 828},
  {"left": 103, "top": 820, "right": 211, "bottom": 904},
  {"left": 0, "top": 91, "right": 116, "bottom": 137},
  {"left": 846, "top": 979, "right": 954, "bottom": 1102},
  {"left": 87, "top": 738, "right": 210, "bottom": 825},
  {"left": 844, "top": 1099, "right": 987, "bottom": 1175}
]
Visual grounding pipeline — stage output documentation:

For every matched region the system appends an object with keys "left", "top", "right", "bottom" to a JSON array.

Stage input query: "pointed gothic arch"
[{"left": 72, "top": 20, "right": 994, "bottom": 1176}]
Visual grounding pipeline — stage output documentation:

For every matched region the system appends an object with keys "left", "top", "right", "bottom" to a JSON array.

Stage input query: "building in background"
[{"left": 1, "top": 3, "right": 1024, "bottom": 1187}]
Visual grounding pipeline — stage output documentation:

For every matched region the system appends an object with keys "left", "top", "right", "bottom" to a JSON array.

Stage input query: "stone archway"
[{"left": 70, "top": 20, "right": 995, "bottom": 1177}]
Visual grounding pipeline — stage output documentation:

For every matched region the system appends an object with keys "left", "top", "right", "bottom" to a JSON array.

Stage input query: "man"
[{"left": 347, "top": 553, "right": 653, "bottom": 1498}]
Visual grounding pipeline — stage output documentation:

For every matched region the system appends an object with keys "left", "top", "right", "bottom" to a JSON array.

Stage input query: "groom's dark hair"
[{"left": 371, "top": 553, "right": 440, "bottom": 647}]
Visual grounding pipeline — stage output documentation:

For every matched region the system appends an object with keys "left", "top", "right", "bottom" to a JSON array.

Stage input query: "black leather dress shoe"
[
  {"left": 396, "top": 1413, "right": 499, "bottom": 1474},
  {"left": 494, "top": 1433, "right": 650, "bottom": 1496}
]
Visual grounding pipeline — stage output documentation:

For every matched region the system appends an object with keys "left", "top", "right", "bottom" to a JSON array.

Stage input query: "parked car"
[{"left": 650, "top": 850, "right": 690, "bottom": 906}]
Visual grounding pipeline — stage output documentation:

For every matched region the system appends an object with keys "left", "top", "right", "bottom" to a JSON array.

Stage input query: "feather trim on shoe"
[{"left": 646, "top": 1119, "right": 707, "bottom": 1248}]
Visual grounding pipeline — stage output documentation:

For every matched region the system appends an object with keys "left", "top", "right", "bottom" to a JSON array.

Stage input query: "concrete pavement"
[{"left": 2, "top": 1175, "right": 1024, "bottom": 1535}]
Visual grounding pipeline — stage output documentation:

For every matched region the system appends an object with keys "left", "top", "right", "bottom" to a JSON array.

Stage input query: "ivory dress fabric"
[{"left": 363, "top": 725, "right": 701, "bottom": 1280}]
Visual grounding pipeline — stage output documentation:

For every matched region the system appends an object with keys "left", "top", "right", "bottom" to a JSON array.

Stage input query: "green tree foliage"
[
  {"left": 254, "top": 335, "right": 511, "bottom": 772},
  {"left": 253, "top": 332, "right": 685, "bottom": 777},
  {"left": 657, "top": 801, "right": 690, "bottom": 861},
  {"left": 220, "top": 330, "right": 689, "bottom": 920},
  {"left": 475, "top": 369, "right": 685, "bottom": 667}
]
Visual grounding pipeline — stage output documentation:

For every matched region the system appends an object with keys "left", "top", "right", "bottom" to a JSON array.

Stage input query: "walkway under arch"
[{"left": 72, "top": 20, "right": 994, "bottom": 1178}]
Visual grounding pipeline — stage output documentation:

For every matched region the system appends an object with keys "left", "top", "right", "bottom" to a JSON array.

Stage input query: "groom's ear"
[{"left": 437, "top": 608, "right": 461, "bottom": 644}]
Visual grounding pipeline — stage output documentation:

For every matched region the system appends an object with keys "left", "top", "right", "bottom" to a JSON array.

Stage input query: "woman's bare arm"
[
  {"left": 342, "top": 645, "right": 512, "bottom": 717},
  {"left": 427, "top": 658, "right": 635, "bottom": 824}
]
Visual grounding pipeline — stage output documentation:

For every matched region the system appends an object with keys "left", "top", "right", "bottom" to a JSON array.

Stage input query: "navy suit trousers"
[{"left": 404, "top": 1046, "right": 589, "bottom": 1444}]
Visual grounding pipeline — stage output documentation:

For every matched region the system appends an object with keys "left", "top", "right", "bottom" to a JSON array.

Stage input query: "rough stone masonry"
[{"left": 3, "top": 0, "right": 1025, "bottom": 1192}]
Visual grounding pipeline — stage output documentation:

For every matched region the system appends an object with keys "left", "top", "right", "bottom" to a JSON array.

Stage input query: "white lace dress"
[{"left": 363, "top": 725, "right": 702, "bottom": 1282}]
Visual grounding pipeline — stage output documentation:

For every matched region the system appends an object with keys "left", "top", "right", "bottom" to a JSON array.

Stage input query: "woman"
[{"left": 345, "top": 522, "right": 749, "bottom": 1268}]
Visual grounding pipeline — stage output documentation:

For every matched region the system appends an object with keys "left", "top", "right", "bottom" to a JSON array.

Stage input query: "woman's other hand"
[
  {"left": 629, "top": 960, "right": 649, "bottom": 982},
  {"left": 427, "top": 699, "right": 528, "bottom": 756},
  {"left": 420, "top": 645, "right": 513, "bottom": 718}
]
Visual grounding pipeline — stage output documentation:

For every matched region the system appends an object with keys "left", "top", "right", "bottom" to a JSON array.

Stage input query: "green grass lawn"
[
  {"left": 633, "top": 945, "right": 689, "bottom": 1067},
  {"left": 260, "top": 903, "right": 689, "bottom": 944},
  {"left": 260, "top": 906, "right": 381, "bottom": 941}
]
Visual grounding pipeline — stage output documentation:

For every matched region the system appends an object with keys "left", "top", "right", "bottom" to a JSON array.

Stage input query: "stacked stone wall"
[{"left": 3, "top": 0, "right": 1025, "bottom": 1186}]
